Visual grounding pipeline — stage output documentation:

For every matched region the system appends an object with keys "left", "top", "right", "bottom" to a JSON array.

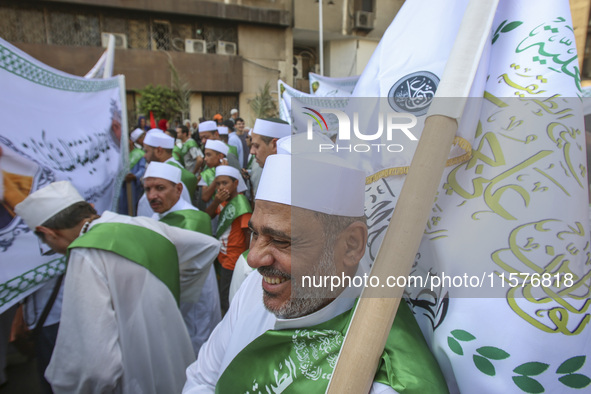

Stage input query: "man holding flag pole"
[{"left": 184, "top": 0, "right": 590, "bottom": 392}]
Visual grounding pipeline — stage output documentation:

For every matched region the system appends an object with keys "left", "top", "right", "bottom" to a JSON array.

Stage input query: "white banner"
[
  {"left": 351, "top": 0, "right": 590, "bottom": 392},
  {"left": 308, "top": 72, "right": 359, "bottom": 97},
  {"left": 84, "top": 33, "right": 115, "bottom": 79},
  {"left": 0, "top": 38, "right": 128, "bottom": 313}
]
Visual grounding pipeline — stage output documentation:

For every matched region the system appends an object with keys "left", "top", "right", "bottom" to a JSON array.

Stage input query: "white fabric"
[
  {"left": 227, "top": 132, "right": 244, "bottom": 167},
  {"left": 183, "top": 271, "right": 395, "bottom": 393},
  {"left": 251, "top": 118, "right": 291, "bottom": 139},
  {"left": 0, "top": 38, "right": 126, "bottom": 315},
  {"left": 216, "top": 126, "right": 228, "bottom": 135},
  {"left": 130, "top": 128, "right": 144, "bottom": 142},
  {"left": 255, "top": 154, "right": 366, "bottom": 217},
  {"left": 199, "top": 121, "right": 217, "bottom": 132},
  {"left": 277, "top": 132, "right": 334, "bottom": 155},
  {"left": 144, "top": 161, "right": 181, "bottom": 184},
  {"left": 46, "top": 211, "right": 220, "bottom": 394},
  {"left": 227, "top": 253, "right": 253, "bottom": 304},
  {"left": 204, "top": 140, "right": 228, "bottom": 156},
  {"left": 154, "top": 198, "right": 222, "bottom": 356},
  {"left": 24, "top": 276, "right": 63, "bottom": 329},
  {"left": 137, "top": 159, "right": 192, "bottom": 217},
  {"left": 15, "top": 181, "right": 85, "bottom": 231},
  {"left": 144, "top": 131, "right": 174, "bottom": 149},
  {"left": 183, "top": 144, "right": 203, "bottom": 173},
  {"left": 215, "top": 166, "right": 247, "bottom": 193}
]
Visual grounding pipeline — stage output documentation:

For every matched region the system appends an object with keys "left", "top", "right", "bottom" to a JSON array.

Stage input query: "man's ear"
[
  {"left": 340, "top": 221, "right": 368, "bottom": 271},
  {"left": 271, "top": 138, "right": 278, "bottom": 150},
  {"left": 175, "top": 182, "right": 183, "bottom": 196},
  {"left": 35, "top": 225, "right": 58, "bottom": 240}
]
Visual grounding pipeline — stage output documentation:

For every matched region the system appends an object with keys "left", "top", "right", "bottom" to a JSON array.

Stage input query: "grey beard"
[{"left": 264, "top": 243, "right": 337, "bottom": 319}]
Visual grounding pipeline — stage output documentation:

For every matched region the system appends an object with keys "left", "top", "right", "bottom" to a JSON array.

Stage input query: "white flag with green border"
[
  {"left": 0, "top": 38, "right": 128, "bottom": 313},
  {"left": 352, "top": 0, "right": 590, "bottom": 392}
]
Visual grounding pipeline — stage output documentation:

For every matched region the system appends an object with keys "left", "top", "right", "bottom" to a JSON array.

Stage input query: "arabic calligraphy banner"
[
  {"left": 0, "top": 38, "right": 128, "bottom": 313},
  {"left": 308, "top": 73, "right": 359, "bottom": 97},
  {"left": 348, "top": 0, "right": 590, "bottom": 392}
]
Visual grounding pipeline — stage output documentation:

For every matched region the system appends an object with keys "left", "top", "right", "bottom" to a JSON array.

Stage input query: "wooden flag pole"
[{"left": 326, "top": 1, "right": 499, "bottom": 392}]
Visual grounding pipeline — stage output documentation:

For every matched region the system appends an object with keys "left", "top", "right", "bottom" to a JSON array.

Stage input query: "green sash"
[
  {"left": 200, "top": 167, "right": 216, "bottom": 186},
  {"left": 181, "top": 139, "right": 198, "bottom": 157},
  {"left": 167, "top": 161, "right": 197, "bottom": 196},
  {"left": 226, "top": 143, "right": 238, "bottom": 159},
  {"left": 68, "top": 222, "right": 180, "bottom": 304},
  {"left": 216, "top": 301, "right": 448, "bottom": 393},
  {"left": 172, "top": 145, "right": 183, "bottom": 165},
  {"left": 129, "top": 148, "right": 145, "bottom": 169},
  {"left": 160, "top": 209, "right": 212, "bottom": 237},
  {"left": 247, "top": 155, "right": 254, "bottom": 170},
  {"left": 216, "top": 194, "right": 252, "bottom": 239}
]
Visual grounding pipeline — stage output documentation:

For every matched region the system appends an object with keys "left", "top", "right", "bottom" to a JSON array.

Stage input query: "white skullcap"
[
  {"left": 215, "top": 165, "right": 247, "bottom": 193},
  {"left": 230, "top": 109, "right": 238, "bottom": 115},
  {"left": 199, "top": 121, "right": 218, "bottom": 132},
  {"left": 251, "top": 119, "right": 291, "bottom": 139},
  {"left": 143, "top": 162, "right": 181, "bottom": 184},
  {"left": 183, "top": 119, "right": 191, "bottom": 125},
  {"left": 205, "top": 140, "right": 229, "bottom": 156},
  {"left": 15, "top": 181, "right": 85, "bottom": 231},
  {"left": 217, "top": 126, "right": 229, "bottom": 135},
  {"left": 130, "top": 128, "right": 144, "bottom": 142},
  {"left": 144, "top": 130, "right": 174, "bottom": 149},
  {"left": 277, "top": 132, "right": 334, "bottom": 155},
  {"left": 256, "top": 154, "right": 365, "bottom": 216}
]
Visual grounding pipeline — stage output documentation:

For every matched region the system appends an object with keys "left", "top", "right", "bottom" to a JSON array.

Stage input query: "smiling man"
[{"left": 183, "top": 154, "right": 447, "bottom": 393}]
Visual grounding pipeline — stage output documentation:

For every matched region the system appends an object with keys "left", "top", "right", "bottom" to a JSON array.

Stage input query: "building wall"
[
  {"left": 238, "top": 24, "right": 291, "bottom": 125},
  {"left": 2, "top": 0, "right": 291, "bottom": 126},
  {"left": 293, "top": 0, "right": 403, "bottom": 82}
]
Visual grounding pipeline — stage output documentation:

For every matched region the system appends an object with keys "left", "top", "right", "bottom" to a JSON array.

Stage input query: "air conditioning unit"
[
  {"left": 354, "top": 11, "right": 375, "bottom": 30},
  {"left": 101, "top": 32, "right": 127, "bottom": 49},
  {"left": 293, "top": 55, "right": 303, "bottom": 79},
  {"left": 216, "top": 41, "right": 237, "bottom": 55},
  {"left": 185, "top": 39, "right": 207, "bottom": 54}
]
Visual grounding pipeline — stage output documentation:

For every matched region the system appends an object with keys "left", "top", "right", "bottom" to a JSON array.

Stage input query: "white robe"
[
  {"left": 183, "top": 271, "right": 396, "bottom": 393},
  {"left": 45, "top": 211, "right": 220, "bottom": 394},
  {"left": 155, "top": 198, "right": 222, "bottom": 356}
]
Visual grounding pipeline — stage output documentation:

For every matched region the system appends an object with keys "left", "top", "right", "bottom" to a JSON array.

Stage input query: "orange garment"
[{"left": 216, "top": 201, "right": 251, "bottom": 271}]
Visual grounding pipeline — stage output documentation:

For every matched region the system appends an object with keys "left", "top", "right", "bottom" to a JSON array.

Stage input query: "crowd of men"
[{"left": 9, "top": 109, "right": 448, "bottom": 393}]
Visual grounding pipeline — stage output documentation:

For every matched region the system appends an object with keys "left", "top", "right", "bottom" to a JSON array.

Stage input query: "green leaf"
[
  {"left": 512, "top": 376, "right": 545, "bottom": 393},
  {"left": 513, "top": 362, "right": 549, "bottom": 376},
  {"left": 494, "top": 20, "right": 507, "bottom": 35},
  {"left": 556, "top": 356, "right": 586, "bottom": 374},
  {"left": 451, "top": 329, "right": 476, "bottom": 342},
  {"left": 477, "top": 346, "right": 510, "bottom": 360},
  {"left": 473, "top": 355, "right": 496, "bottom": 376},
  {"left": 501, "top": 21, "right": 523, "bottom": 33},
  {"left": 558, "top": 374, "right": 591, "bottom": 389},
  {"left": 447, "top": 337, "right": 463, "bottom": 355}
]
